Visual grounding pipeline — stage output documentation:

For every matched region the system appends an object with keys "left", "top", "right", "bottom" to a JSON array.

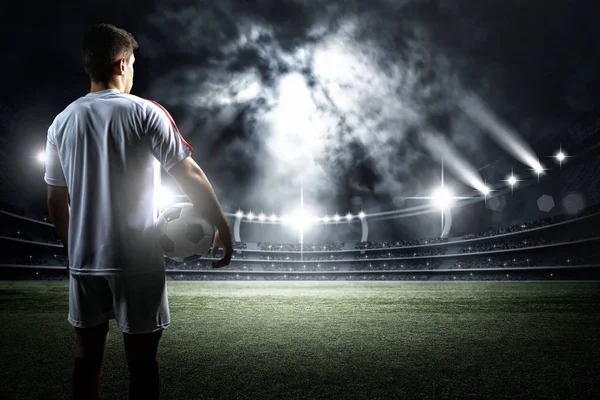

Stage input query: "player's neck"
[{"left": 89, "top": 80, "right": 125, "bottom": 94}]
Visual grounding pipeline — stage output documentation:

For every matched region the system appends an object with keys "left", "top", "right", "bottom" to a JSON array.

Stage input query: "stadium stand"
[{"left": 1, "top": 203, "right": 598, "bottom": 280}]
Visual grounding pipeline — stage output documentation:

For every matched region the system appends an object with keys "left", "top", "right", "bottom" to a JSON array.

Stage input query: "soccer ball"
[{"left": 156, "top": 203, "right": 215, "bottom": 262}]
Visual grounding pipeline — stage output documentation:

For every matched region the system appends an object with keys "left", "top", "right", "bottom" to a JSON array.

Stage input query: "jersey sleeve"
[
  {"left": 144, "top": 100, "right": 194, "bottom": 172},
  {"left": 44, "top": 125, "right": 67, "bottom": 187}
]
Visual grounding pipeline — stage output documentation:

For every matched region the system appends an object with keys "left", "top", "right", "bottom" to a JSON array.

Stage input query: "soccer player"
[{"left": 44, "top": 23, "right": 233, "bottom": 400}]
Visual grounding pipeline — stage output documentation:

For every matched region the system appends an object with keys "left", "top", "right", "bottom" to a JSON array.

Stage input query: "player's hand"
[{"left": 211, "top": 228, "right": 233, "bottom": 268}]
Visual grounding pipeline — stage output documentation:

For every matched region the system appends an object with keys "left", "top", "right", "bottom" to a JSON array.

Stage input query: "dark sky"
[{"left": 1, "top": 0, "right": 599, "bottom": 224}]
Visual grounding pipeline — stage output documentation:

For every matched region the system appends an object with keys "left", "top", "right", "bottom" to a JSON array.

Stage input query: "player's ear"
[{"left": 115, "top": 57, "right": 127, "bottom": 75}]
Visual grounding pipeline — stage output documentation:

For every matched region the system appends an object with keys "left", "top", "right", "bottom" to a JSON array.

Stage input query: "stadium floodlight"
[
  {"left": 507, "top": 174, "right": 518, "bottom": 186},
  {"left": 532, "top": 162, "right": 545, "bottom": 175},
  {"left": 258, "top": 213, "right": 266, "bottom": 222},
  {"left": 358, "top": 211, "right": 366, "bottom": 219},
  {"left": 154, "top": 187, "right": 173, "bottom": 206},
  {"left": 481, "top": 186, "right": 491, "bottom": 196},
  {"left": 236, "top": 210, "right": 243, "bottom": 219},
  {"left": 431, "top": 187, "right": 455, "bottom": 210},
  {"left": 247, "top": 212, "right": 255, "bottom": 221},
  {"left": 36, "top": 151, "right": 46, "bottom": 164},
  {"left": 269, "top": 214, "right": 277, "bottom": 222},
  {"left": 345, "top": 213, "right": 353, "bottom": 221},
  {"left": 281, "top": 214, "right": 290, "bottom": 225},
  {"left": 554, "top": 148, "right": 568, "bottom": 167},
  {"left": 333, "top": 214, "right": 340, "bottom": 222},
  {"left": 288, "top": 208, "right": 314, "bottom": 232},
  {"left": 323, "top": 215, "right": 330, "bottom": 223}
]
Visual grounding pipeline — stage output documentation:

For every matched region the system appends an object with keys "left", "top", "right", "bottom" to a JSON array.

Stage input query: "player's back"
[{"left": 45, "top": 89, "right": 193, "bottom": 275}]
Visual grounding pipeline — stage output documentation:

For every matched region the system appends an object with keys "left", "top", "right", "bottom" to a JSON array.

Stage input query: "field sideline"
[{"left": 1, "top": 281, "right": 599, "bottom": 399}]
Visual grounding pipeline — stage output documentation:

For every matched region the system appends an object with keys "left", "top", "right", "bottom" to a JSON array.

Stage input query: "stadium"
[
  {"left": 1, "top": 113, "right": 600, "bottom": 398},
  {"left": 2, "top": 2, "right": 600, "bottom": 399}
]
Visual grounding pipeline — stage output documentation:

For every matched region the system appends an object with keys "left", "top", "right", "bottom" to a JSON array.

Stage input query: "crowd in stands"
[
  {"left": 460, "top": 206, "right": 600, "bottom": 240},
  {"left": 9, "top": 249, "right": 595, "bottom": 273},
  {"left": 346, "top": 274, "right": 432, "bottom": 281},
  {"left": 167, "top": 270, "right": 580, "bottom": 281},
  {"left": 438, "top": 273, "right": 532, "bottom": 281},
  {"left": 356, "top": 237, "right": 448, "bottom": 250},
  {"left": 461, "top": 221, "right": 553, "bottom": 240},
  {"left": 348, "top": 260, "right": 440, "bottom": 271},
  {"left": 164, "top": 247, "right": 599, "bottom": 271},
  {"left": 453, "top": 257, "right": 535, "bottom": 269},
  {"left": 261, "top": 263, "right": 340, "bottom": 272},
  {"left": 264, "top": 274, "right": 338, "bottom": 281},
  {"left": 257, "top": 242, "right": 344, "bottom": 251},
  {"left": 168, "top": 273, "right": 258, "bottom": 281},
  {"left": 169, "top": 260, "right": 441, "bottom": 272},
  {"left": 459, "top": 232, "right": 600, "bottom": 254},
  {"left": 351, "top": 206, "right": 600, "bottom": 250},
  {"left": 258, "top": 254, "right": 344, "bottom": 261},
  {"left": 164, "top": 258, "right": 255, "bottom": 271},
  {"left": 451, "top": 253, "right": 597, "bottom": 269},
  {"left": 1, "top": 268, "right": 588, "bottom": 281},
  {"left": 354, "top": 248, "right": 447, "bottom": 259},
  {"left": 203, "top": 252, "right": 249, "bottom": 260},
  {"left": 163, "top": 272, "right": 565, "bottom": 281},
  {"left": 460, "top": 238, "right": 551, "bottom": 253},
  {"left": 4, "top": 230, "right": 597, "bottom": 274},
  {"left": 2, "top": 198, "right": 598, "bottom": 281}
]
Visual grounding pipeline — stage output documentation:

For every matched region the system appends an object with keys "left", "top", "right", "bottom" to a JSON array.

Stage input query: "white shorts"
[{"left": 68, "top": 270, "right": 170, "bottom": 334}]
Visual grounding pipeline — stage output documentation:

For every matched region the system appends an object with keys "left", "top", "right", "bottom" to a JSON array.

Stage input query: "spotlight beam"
[
  {"left": 460, "top": 93, "right": 544, "bottom": 174},
  {"left": 421, "top": 131, "right": 490, "bottom": 195}
]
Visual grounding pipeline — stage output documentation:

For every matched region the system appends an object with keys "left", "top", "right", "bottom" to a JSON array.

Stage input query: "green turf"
[{"left": 0, "top": 281, "right": 599, "bottom": 399}]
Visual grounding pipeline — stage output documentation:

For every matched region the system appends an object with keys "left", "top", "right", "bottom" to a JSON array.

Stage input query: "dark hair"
[{"left": 81, "top": 23, "right": 139, "bottom": 83}]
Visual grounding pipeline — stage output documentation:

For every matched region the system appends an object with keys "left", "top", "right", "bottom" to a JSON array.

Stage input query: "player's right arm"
[{"left": 144, "top": 100, "right": 233, "bottom": 268}]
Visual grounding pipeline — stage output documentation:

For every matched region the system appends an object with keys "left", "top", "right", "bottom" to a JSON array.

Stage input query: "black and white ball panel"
[{"left": 156, "top": 203, "right": 215, "bottom": 262}]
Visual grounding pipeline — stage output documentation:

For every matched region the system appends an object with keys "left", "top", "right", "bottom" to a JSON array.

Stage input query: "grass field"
[{"left": 1, "top": 281, "right": 599, "bottom": 399}]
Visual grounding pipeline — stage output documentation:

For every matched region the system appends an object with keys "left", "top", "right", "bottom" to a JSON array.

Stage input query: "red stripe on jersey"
[{"left": 147, "top": 100, "right": 194, "bottom": 152}]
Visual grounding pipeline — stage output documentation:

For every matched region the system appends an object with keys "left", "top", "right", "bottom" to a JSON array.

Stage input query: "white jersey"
[{"left": 44, "top": 89, "right": 193, "bottom": 275}]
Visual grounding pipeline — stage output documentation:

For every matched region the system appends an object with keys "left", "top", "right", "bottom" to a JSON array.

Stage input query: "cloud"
[{"left": 135, "top": 0, "right": 599, "bottom": 236}]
